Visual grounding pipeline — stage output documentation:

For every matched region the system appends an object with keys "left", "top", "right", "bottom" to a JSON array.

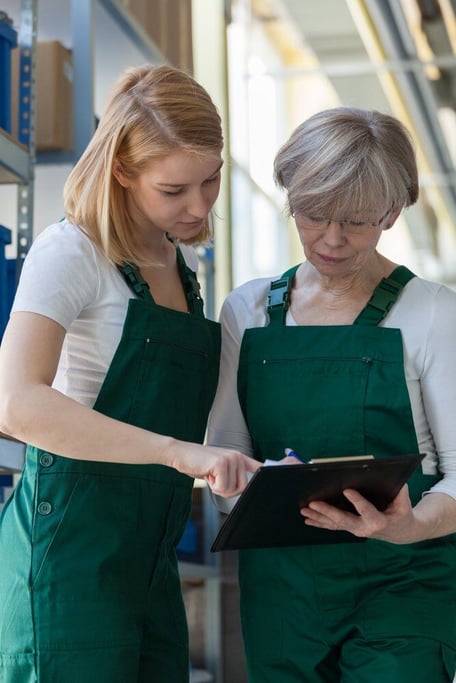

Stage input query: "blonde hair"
[
  {"left": 274, "top": 107, "right": 418, "bottom": 221},
  {"left": 64, "top": 64, "right": 223, "bottom": 265}
]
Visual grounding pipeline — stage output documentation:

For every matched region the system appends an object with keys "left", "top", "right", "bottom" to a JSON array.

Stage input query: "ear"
[
  {"left": 383, "top": 206, "right": 402, "bottom": 230},
  {"left": 112, "top": 159, "right": 130, "bottom": 188}
]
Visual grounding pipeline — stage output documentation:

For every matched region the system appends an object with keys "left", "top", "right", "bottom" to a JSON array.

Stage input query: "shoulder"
[
  {"left": 406, "top": 274, "right": 455, "bottom": 297},
  {"left": 226, "top": 276, "right": 275, "bottom": 306},
  {"left": 22, "top": 219, "right": 109, "bottom": 291},
  {"left": 398, "top": 275, "right": 456, "bottom": 317},
  {"left": 386, "top": 274, "right": 456, "bottom": 358},
  {"left": 12, "top": 220, "right": 110, "bottom": 328},
  {"left": 221, "top": 276, "right": 277, "bottom": 330},
  {"left": 28, "top": 220, "right": 101, "bottom": 268},
  {"left": 33, "top": 219, "right": 92, "bottom": 247}
]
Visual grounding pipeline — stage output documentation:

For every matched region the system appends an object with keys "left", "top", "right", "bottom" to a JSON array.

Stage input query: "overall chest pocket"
[
  {"left": 131, "top": 337, "right": 218, "bottom": 442},
  {"left": 241, "top": 355, "right": 373, "bottom": 459}
]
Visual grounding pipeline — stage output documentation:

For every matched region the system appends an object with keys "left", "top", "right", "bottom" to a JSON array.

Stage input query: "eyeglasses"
[{"left": 295, "top": 206, "right": 392, "bottom": 236}]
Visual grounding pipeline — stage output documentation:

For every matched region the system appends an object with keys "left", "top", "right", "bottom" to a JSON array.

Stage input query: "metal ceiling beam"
[
  {"left": 244, "top": 54, "right": 456, "bottom": 78},
  {"left": 366, "top": 0, "right": 456, "bottom": 222}
]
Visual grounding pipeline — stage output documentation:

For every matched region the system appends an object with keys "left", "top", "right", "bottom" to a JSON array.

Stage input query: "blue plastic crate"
[
  {"left": 7, "top": 257, "right": 15, "bottom": 311},
  {"left": 177, "top": 520, "right": 200, "bottom": 558},
  {"left": 0, "top": 18, "right": 18, "bottom": 133},
  {"left": 0, "top": 225, "right": 12, "bottom": 339}
]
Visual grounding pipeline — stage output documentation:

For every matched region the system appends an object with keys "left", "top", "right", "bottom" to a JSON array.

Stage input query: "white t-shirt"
[
  {"left": 12, "top": 220, "right": 199, "bottom": 407},
  {"left": 207, "top": 273, "right": 456, "bottom": 502}
]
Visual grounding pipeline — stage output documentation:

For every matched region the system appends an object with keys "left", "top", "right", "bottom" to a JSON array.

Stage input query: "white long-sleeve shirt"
[{"left": 208, "top": 273, "right": 456, "bottom": 505}]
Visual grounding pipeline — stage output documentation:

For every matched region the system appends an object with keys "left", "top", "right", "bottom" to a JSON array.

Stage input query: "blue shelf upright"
[
  {"left": 0, "top": 224, "right": 13, "bottom": 339},
  {"left": 0, "top": 17, "right": 18, "bottom": 134}
]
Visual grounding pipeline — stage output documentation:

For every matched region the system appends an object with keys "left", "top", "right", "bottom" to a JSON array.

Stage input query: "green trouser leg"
[
  {"left": 0, "top": 455, "right": 194, "bottom": 683},
  {"left": 340, "top": 636, "right": 456, "bottom": 683},
  {"left": 245, "top": 637, "right": 456, "bottom": 683}
]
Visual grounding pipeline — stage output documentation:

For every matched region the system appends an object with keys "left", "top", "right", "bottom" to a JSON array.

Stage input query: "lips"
[
  {"left": 318, "top": 253, "right": 347, "bottom": 264},
  {"left": 180, "top": 220, "right": 203, "bottom": 229}
]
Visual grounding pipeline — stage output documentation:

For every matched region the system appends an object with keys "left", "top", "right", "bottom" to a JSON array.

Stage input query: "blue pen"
[{"left": 284, "top": 447, "right": 306, "bottom": 463}]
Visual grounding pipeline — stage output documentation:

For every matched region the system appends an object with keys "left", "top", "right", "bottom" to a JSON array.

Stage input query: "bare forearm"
[
  {"left": 411, "top": 492, "right": 456, "bottom": 542},
  {"left": 0, "top": 382, "right": 261, "bottom": 496},
  {"left": 0, "top": 383, "right": 174, "bottom": 465}
]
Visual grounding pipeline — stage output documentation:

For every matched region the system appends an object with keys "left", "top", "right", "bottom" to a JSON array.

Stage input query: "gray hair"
[{"left": 274, "top": 107, "right": 418, "bottom": 221}]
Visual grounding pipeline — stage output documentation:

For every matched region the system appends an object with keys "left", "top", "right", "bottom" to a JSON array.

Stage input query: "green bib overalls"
[
  {"left": 0, "top": 248, "right": 221, "bottom": 683},
  {"left": 237, "top": 265, "right": 456, "bottom": 682}
]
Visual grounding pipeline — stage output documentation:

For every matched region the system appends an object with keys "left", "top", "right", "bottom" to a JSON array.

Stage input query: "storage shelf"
[
  {"left": 0, "top": 434, "right": 25, "bottom": 471},
  {"left": 0, "top": 129, "right": 29, "bottom": 184},
  {"left": 179, "top": 561, "right": 220, "bottom": 581},
  {"left": 98, "top": 0, "right": 166, "bottom": 64}
]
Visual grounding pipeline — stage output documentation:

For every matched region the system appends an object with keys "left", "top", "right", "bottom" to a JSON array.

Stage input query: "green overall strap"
[
  {"left": 354, "top": 265, "right": 416, "bottom": 326},
  {"left": 120, "top": 263, "right": 152, "bottom": 300},
  {"left": 267, "top": 265, "right": 299, "bottom": 324},
  {"left": 266, "top": 264, "right": 416, "bottom": 326},
  {"left": 120, "top": 247, "right": 205, "bottom": 317}
]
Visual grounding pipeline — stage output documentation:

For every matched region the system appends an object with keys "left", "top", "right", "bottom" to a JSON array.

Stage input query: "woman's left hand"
[{"left": 300, "top": 485, "right": 422, "bottom": 544}]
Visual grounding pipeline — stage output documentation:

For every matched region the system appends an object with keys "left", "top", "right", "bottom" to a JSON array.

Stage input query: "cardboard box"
[
  {"left": 12, "top": 40, "right": 73, "bottom": 151},
  {"left": 126, "top": 0, "right": 193, "bottom": 73},
  {"left": 35, "top": 40, "right": 73, "bottom": 151}
]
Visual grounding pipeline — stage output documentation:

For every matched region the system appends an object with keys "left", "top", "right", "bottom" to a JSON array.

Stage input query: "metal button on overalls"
[
  {"left": 39, "top": 453, "right": 54, "bottom": 467},
  {"left": 37, "top": 501, "right": 52, "bottom": 515}
]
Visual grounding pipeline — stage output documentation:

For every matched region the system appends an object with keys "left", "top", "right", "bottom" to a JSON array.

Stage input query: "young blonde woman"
[{"left": 0, "top": 64, "right": 259, "bottom": 683}]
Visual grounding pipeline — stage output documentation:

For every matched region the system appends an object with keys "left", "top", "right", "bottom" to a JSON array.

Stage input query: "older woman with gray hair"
[{"left": 208, "top": 107, "right": 456, "bottom": 683}]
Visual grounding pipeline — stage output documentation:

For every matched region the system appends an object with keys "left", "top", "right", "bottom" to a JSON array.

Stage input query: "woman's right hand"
[{"left": 168, "top": 441, "right": 261, "bottom": 497}]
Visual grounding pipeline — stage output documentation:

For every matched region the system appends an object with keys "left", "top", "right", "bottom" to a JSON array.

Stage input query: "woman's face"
[
  {"left": 294, "top": 209, "right": 392, "bottom": 280},
  {"left": 116, "top": 149, "right": 223, "bottom": 242}
]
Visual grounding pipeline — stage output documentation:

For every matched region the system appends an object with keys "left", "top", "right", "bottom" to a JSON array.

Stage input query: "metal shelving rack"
[
  {"left": 0, "top": 0, "right": 37, "bottom": 280},
  {"left": 0, "top": 0, "right": 36, "bottom": 475}
]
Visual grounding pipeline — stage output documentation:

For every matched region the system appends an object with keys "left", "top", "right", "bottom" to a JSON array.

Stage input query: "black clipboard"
[{"left": 211, "top": 453, "right": 425, "bottom": 551}]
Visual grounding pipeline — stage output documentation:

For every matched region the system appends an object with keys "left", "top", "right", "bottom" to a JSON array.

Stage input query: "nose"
[
  {"left": 323, "top": 220, "right": 347, "bottom": 246},
  {"left": 186, "top": 188, "right": 212, "bottom": 219}
]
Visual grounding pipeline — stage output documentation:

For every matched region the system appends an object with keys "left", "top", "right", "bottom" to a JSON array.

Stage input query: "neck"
[
  {"left": 134, "top": 233, "right": 176, "bottom": 268},
  {"left": 301, "top": 253, "right": 395, "bottom": 298},
  {"left": 290, "top": 253, "right": 398, "bottom": 325}
]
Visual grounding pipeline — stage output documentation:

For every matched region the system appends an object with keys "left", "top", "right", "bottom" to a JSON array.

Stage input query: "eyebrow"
[{"left": 155, "top": 161, "right": 224, "bottom": 188}]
